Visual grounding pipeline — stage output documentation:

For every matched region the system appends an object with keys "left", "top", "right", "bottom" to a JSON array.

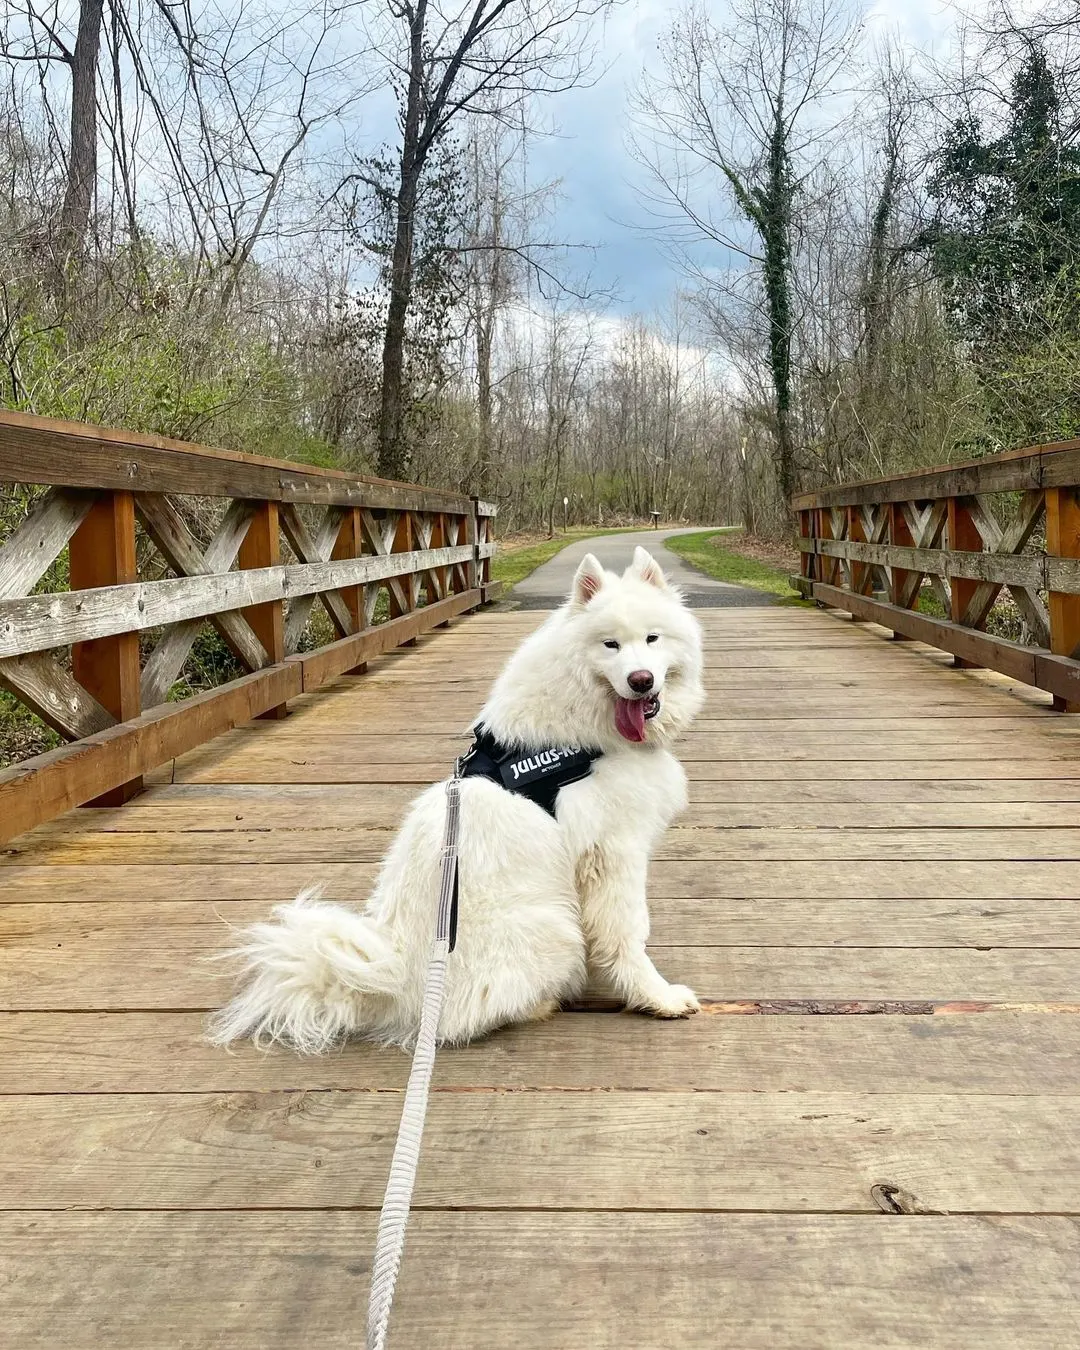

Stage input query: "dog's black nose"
[{"left": 628, "top": 669, "right": 654, "bottom": 694}]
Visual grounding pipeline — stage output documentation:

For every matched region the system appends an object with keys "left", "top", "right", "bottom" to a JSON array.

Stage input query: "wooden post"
[
  {"left": 238, "top": 500, "right": 287, "bottom": 719},
  {"left": 467, "top": 499, "right": 481, "bottom": 595},
  {"left": 815, "top": 508, "right": 838, "bottom": 592},
  {"left": 847, "top": 505, "right": 869, "bottom": 618},
  {"left": 888, "top": 502, "right": 915, "bottom": 640},
  {"left": 332, "top": 507, "right": 368, "bottom": 672},
  {"left": 798, "top": 509, "right": 814, "bottom": 592},
  {"left": 431, "top": 513, "right": 451, "bottom": 626},
  {"left": 948, "top": 496, "right": 982, "bottom": 669},
  {"left": 390, "top": 511, "right": 417, "bottom": 645},
  {"left": 1047, "top": 486, "right": 1080, "bottom": 712},
  {"left": 479, "top": 508, "right": 491, "bottom": 588},
  {"left": 69, "top": 490, "right": 142, "bottom": 804}
]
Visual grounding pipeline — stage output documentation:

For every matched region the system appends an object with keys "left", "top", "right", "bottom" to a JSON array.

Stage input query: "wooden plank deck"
[{"left": 3, "top": 602, "right": 1080, "bottom": 1348}]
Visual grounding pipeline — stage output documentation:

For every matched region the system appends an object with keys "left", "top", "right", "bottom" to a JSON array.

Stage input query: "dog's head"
[{"left": 566, "top": 546, "right": 704, "bottom": 746}]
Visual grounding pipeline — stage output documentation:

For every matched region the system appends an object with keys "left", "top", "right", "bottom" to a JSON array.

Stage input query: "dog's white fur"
[{"left": 209, "top": 546, "right": 705, "bottom": 1052}]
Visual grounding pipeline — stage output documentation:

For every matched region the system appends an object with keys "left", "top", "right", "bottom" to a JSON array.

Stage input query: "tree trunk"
[
  {"left": 763, "top": 106, "right": 795, "bottom": 509},
  {"left": 376, "top": 0, "right": 427, "bottom": 481},
  {"left": 476, "top": 307, "right": 494, "bottom": 477},
  {"left": 58, "top": 0, "right": 105, "bottom": 267},
  {"left": 377, "top": 172, "right": 419, "bottom": 480},
  {"left": 863, "top": 123, "right": 900, "bottom": 382}
]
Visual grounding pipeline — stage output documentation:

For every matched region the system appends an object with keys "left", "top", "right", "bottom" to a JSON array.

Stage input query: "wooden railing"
[
  {"left": 0, "top": 410, "right": 498, "bottom": 840},
  {"left": 792, "top": 439, "right": 1080, "bottom": 712}
]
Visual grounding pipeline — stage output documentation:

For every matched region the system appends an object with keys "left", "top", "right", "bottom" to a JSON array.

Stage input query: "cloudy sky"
[{"left": 523, "top": 0, "right": 968, "bottom": 318}]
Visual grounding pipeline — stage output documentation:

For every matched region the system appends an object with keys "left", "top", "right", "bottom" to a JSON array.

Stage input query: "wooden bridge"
[{"left": 1, "top": 413, "right": 1080, "bottom": 1348}]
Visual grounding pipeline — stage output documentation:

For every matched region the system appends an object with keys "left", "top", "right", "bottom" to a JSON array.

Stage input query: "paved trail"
[{"left": 506, "top": 528, "right": 777, "bottom": 609}]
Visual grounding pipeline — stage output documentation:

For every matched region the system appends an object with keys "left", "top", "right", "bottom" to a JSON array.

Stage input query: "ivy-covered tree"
[{"left": 330, "top": 134, "right": 466, "bottom": 469}]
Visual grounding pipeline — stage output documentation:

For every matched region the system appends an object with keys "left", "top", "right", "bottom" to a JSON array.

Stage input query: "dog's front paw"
[{"left": 641, "top": 983, "right": 700, "bottom": 1019}]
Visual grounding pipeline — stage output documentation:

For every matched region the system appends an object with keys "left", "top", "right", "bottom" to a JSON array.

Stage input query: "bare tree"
[
  {"left": 361, "top": 0, "right": 608, "bottom": 479},
  {"left": 4, "top": 0, "right": 106, "bottom": 268},
  {"left": 632, "top": 0, "right": 859, "bottom": 508}
]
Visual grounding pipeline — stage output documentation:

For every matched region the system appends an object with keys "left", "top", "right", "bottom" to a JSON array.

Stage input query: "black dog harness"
[{"left": 458, "top": 725, "right": 603, "bottom": 819}]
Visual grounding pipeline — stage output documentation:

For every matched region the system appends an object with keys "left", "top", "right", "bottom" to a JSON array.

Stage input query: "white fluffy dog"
[{"left": 210, "top": 546, "right": 705, "bottom": 1052}]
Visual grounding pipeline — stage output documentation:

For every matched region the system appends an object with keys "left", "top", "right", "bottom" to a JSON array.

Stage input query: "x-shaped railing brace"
[{"left": 136, "top": 494, "right": 268, "bottom": 706}]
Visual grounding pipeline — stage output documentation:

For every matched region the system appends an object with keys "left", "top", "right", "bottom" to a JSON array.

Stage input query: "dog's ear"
[
  {"left": 629, "top": 546, "right": 667, "bottom": 589},
  {"left": 571, "top": 553, "right": 605, "bottom": 606}
]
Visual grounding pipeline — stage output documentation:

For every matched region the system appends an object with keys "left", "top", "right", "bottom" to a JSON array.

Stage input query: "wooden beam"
[
  {"left": 816, "top": 508, "right": 838, "bottom": 588},
  {"left": 0, "top": 410, "right": 472, "bottom": 516},
  {"left": 0, "top": 545, "right": 477, "bottom": 661},
  {"left": 791, "top": 437, "right": 1080, "bottom": 511},
  {"left": 481, "top": 580, "right": 504, "bottom": 604},
  {"left": 0, "top": 663, "right": 300, "bottom": 844},
  {"left": 948, "top": 497, "right": 981, "bottom": 668},
  {"left": 389, "top": 510, "right": 417, "bottom": 644},
  {"left": 68, "top": 492, "right": 142, "bottom": 804},
  {"left": 887, "top": 503, "right": 916, "bottom": 637},
  {"left": 806, "top": 582, "right": 1080, "bottom": 699},
  {"left": 798, "top": 510, "right": 814, "bottom": 589},
  {"left": 0, "top": 488, "right": 113, "bottom": 738},
  {"left": 292, "top": 589, "right": 482, "bottom": 689},
  {"left": 278, "top": 503, "right": 352, "bottom": 650},
  {"left": 1047, "top": 486, "right": 1080, "bottom": 711},
  {"left": 239, "top": 502, "right": 286, "bottom": 720},
  {"left": 0, "top": 487, "right": 96, "bottom": 599},
  {"left": 330, "top": 507, "right": 364, "bottom": 641},
  {"left": 846, "top": 506, "right": 869, "bottom": 600},
  {"left": 138, "top": 498, "right": 261, "bottom": 707},
  {"left": 0, "top": 653, "right": 114, "bottom": 740},
  {"left": 799, "top": 536, "right": 1080, "bottom": 600},
  {"left": 0, "top": 590, "right": 483, "bottom": 843}
]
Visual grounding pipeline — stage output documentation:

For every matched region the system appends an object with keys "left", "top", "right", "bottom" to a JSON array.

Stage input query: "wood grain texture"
[
  {"left": 279, "top": 502, "right": 353, "bottom": 647},
  {"left": 0, "top": 407, "right": 473, "bottom": 513},
  {"left": 0, "top": 542, "right": 476, "bottom": 659},
  {"left": 791, "top": 434, "right": 1080, "bottom": 510},
  {"left": 68, "top": 490, "right": 142, "bottom": 803},
  {"left": 25, "top": 787, "right": 1080, "bottom": 831},
  {"left": 0, "top": 651, "right": 115, "bottom": 740},
  {"left": 137, "top": 495, "right": 263, "bottom": 703},
  {"left": 2, "top": 1089, "right": 1078, "bottom": 1212},
  {"left": 4, "top": 858, "right": 1080, "bottom": 901},
  {"left": 8, "top": 823, "right": 1080, "bottom": 864},
  {"left": 1047, "top": 486, "right": 1080, "bottom": 711},
  {"left": 0, "top": 593, "right": 483, "bottom": 842},
  {"left": 4, "top": 903, "right": 1079, "bottom": 1008},
  {"left": 2, "top": 1212, "right": 1077, "bottom": 1350},
  {"left": 0, "top": 486, "right": 96, "bottom": 600},
  {"left": 3, "top": 601, "right": 1080, "bottom": 1347},
  {"left": 6, "top": 1009, "right": 1078, "bottom": 1094},
  {"left": 801, "top": 534, "right": 1080, "bottom": 593}
]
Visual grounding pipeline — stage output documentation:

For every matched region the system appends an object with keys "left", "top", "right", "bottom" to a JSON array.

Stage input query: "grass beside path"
[
  {"left": 491, "top": 527, "right": 654, "bottom": 589},
  {"left": 666, "top": 529, "right": 807, "bottom": 603}
]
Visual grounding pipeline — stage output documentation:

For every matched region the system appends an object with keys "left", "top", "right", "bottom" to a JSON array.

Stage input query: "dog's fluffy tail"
[{"left": 208, "top": 887, "right": 400, "bottom": 1054}]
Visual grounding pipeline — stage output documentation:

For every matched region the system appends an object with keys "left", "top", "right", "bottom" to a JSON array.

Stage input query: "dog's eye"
[
  {"left": 646, "top": 633, "right": 659, "bottom": 644},
  {"left": 603, "top": 639, "right": 620, "bottom": 651}
]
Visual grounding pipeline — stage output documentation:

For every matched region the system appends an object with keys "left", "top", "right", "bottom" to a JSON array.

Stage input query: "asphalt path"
[{"left": 506, "top": 528, "right": 777, "bottom": 609}]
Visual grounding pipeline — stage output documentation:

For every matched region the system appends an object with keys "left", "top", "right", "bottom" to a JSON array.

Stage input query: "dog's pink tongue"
[{"left": 615, "top": 697, "right": 647, "bottom": 743}]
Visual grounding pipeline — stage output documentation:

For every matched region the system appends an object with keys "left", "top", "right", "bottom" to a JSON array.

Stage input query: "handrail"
[
  {"left": 0, "top": 411, "right": 499, "bottom": 840},
  {"left": 792, "top": 438, "right": 1080, "bottom": 510},
  {"left": 0, "top": 409, "right": 471, "bottom": 513},
  {"left": 792, "top": 439, "right": 1080, "bottom": 712}
]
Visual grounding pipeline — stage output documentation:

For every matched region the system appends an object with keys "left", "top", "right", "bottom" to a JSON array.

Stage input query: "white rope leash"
[{"left": 366, "top": 769, "right": 462, "bottom": 1350}]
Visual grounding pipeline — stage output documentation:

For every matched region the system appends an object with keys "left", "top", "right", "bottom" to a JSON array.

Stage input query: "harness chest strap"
[{"left": 459, "top": 725, "right": 603, "bottom": 818}]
